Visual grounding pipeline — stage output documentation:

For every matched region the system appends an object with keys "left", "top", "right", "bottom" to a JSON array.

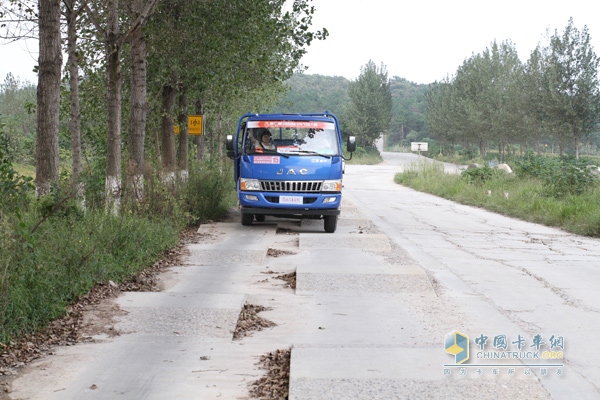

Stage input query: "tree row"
[{"left": 426, "top": 18, "right": 600, "bottom": 160}]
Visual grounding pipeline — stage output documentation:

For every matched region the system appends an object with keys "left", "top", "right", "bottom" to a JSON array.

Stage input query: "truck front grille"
[{"left": 260, "top": 180, "right": 323, "bottom": 193}]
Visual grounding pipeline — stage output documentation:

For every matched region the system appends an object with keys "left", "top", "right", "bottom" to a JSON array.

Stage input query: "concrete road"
[{"left": 9, "top": 152, "right": 600, "bottom": 399}]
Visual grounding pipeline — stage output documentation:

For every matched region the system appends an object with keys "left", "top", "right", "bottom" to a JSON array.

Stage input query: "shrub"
[
  {"left": 516, "top": 153, "right": 598, "bottom": 197},
  {"left": 461, "top": 166, "right": 503, "bottom": 185},
  {"left": 180, "top": 160, "right": 235, "bottom": 225}
]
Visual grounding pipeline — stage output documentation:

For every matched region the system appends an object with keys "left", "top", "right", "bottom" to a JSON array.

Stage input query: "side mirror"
[
  {"left": 347, "top": 136, "right": 356, "bottom": 153},
  {"left": 226, "top": 134, "right": 234, "bottom": 151},
  {"left": 226, "top": 135, "right": 235, "bottom": 159}
]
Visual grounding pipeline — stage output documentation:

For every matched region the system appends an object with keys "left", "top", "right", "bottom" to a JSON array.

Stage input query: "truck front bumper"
[{"left": 240, "top": 206, "right": 340, "bottom": 217}]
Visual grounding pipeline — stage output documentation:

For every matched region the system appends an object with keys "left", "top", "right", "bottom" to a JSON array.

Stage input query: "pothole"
[
  {"left": 248, "top": 348, "right": 291, "bottom": 399},
  {"left": 232, "top": 304, "right": 276, "bottom": 340}
]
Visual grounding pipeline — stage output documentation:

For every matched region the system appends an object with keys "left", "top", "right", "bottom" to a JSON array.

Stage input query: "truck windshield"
[{"left": 244, "top": 120, "right": 339, "bottom": 156}]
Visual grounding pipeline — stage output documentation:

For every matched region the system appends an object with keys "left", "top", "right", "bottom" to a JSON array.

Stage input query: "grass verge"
[
  {"left": 394, "top": 161, "right": 600, "bottom": 237},
  {"left": 0, "top": 160, "right": 235, "bottom": 345}
]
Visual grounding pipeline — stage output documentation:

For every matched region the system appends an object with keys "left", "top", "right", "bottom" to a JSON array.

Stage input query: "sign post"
[{"left": 410, "top": 142, "right": 428, "bottom": 157}]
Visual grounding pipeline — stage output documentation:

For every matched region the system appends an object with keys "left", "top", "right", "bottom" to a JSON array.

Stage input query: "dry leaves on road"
[
  {"left": 248, "top": 348, "right": 291, "bottom": 400},
  {"left": 233, "top": 304, "right": 276, "bottom": 340}
]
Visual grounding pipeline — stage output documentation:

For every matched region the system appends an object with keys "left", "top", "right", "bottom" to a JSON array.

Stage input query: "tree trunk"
[
  {"left": 217, "top": 112, "right": 223, "bottom": 161},
  {"left": 194, "top": 99, "right": 205, "bottom": 160},
  {"left": 160, "top": 82, "right": 177, "bottom": 180},
  {"left": 66, "top": 1, "right": 82, "bottom": 185},
  {"left": 128, "top": 6, "right": 148, "bottom": 200},
  {"left": 479, "top": 138, "right": 486, "bottom": 158},
  {"left": 36, "top": 0, "right": 62, "bottom": 197},
  {"left": 574, "top": 125, "right": 580, "bottom": 160},
  {"left": 177, "top": 91, "right": 189, "bottom": 179},
  {"left": 105, "top": 0, "right": 123, "bottom": 214},
  {"left": 65, "top": 0, "right": 86, "bottom": 211}
]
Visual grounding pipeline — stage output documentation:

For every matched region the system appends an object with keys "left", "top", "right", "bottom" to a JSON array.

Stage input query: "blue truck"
[{"left": 226, "top": 112, "right": 356, "bottom": 233}]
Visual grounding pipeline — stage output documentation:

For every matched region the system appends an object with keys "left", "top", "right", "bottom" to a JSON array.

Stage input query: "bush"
[
  {"left": 461, "top": 165, "right": 504, "bottom": 185},
  {"left": 515, "top": 153, "right": 598, "bottom": 197},
  {"left": 180, "top": 160, "right": 236, "bottom": 225}
]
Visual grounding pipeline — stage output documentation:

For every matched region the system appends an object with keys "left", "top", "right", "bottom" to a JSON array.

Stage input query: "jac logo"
[{"left": 276, "top": 168, "right": 308, "bottom": 175}]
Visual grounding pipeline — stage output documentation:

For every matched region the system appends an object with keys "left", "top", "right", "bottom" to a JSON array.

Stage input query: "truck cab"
[{"left": 226, "top": 112, "right": 356, "bottom": 233}]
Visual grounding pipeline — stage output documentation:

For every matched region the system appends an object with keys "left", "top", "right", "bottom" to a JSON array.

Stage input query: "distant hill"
[
  {"left": 271, "top": 74, "right": 350, "bottom": 116},
  {"left": 272, "top": 73, "right": 429, "bottom": 146}
]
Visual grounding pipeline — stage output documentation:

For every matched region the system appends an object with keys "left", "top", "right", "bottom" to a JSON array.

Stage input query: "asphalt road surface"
[{"left": 9, "top": 152, "right": 600, "bottom": 400}]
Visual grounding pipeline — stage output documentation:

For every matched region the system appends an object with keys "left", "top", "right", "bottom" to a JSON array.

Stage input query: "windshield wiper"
[{"left": 293, "top": 150, "right": 332, "bottom": 159}]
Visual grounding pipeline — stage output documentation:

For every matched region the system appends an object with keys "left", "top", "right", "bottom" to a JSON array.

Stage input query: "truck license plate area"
[{"left": 279, "top": 195, "right": 303, "bottom": 205}]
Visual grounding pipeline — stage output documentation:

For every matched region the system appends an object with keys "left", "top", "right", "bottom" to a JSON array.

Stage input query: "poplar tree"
[
  {"left": 345, "top": 60, "right": 392, "bottom": 148},
  {"left": 545, "top": 18, "right": 600, "bottom": 159},
  {"left": 36, "top": 0, "right": 62, "bottom": 197}
]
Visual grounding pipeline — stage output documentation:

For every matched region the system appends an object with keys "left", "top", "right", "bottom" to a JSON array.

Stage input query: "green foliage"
[
  {"left": 344, "top": 60, "right": 392, "bottom": 148},
  {"left": 426, "top": 40, "right": 524, "bottom": 158},
  {"left": 271, "top": 74, "right": 350, "bottom": 116},
  {"left": 388, "top": 77, "right": 428, "bottom": 148},
  {"left": 0, "top": 74, "right": 37, "bottom": 165},
  {"left": 179, "top": 160, "right": 236, "bottom": 225},
  {"left": 0, "top": 122, "right": 34, "bottom": 213},
  {"left": 545, "top": 18, "right": 600, "bottom": 156},
  {"left": 425, "top": 19, "right": 600, "bottom": 159},
  {"left": 461, "top": 166, "right": 504, "bottom": 185},
  {"left": 515, "top": 153, "right": 599, "bottom": 197}
]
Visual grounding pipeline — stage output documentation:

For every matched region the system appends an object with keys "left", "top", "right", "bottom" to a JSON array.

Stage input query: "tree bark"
[
  {"left": 128, "top": 1, "right": 148, "bottom": 200},
  {"left": 177, "top": 91, "right": 189, "bottom": 178},
  {"left": 105, "top": 0, "right": 122, "bottom": 213},
  {"left": 65, "top": 0, "right": 82, "bottom": 185},
  {"left": 217, "top": 111, "right": 223, "bottom": 161},
  {"left": 160, "top": 82, "right": 177, "bottom": 179},
  {"left": 36, "top": 0, "right": 62, "bottom": 197},
  {"left": 194, "top": 99, "right": 205, "bottom": 161}
]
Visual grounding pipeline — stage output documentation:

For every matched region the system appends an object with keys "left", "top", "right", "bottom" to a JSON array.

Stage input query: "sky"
[
  {"left": 297, "top": 0, "right": 600, "bottom": 84},
  {"left": 1, "top": 0, "right": 599, "bottom": 86}
]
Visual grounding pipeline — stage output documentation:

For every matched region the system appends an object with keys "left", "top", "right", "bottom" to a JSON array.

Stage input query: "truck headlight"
[
  {"left": 322, "top": 180, "right": 341, "bottom": 192},
  {"left": 240, "top": 178, "right": 261, "bottom": 191}
]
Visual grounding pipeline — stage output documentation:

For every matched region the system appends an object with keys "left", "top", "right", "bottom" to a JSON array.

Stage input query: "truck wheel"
[
  {"left": 324, "top": 215, "right": 337, "bottom": 233},
  {"left": 241, "top": 213, "right": 254, "bottom": 226},
  {"left": 255, "top": 214, "right": 266, "bottom": 222}
]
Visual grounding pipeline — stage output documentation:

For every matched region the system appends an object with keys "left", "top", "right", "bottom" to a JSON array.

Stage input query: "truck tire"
[
  {"left": 255, "top": 214, "right": 266, "bottom": 222},
  {"left": 241, "top": 213, "right": 254, "bottom": 226},
  {"left": 324, "top": 215, "right": 337, "bottom": 233}
]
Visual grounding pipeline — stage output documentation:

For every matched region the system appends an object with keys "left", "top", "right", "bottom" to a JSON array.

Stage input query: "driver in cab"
[{"left": 250, "top": 128, "right": 276, "bottom": 152}]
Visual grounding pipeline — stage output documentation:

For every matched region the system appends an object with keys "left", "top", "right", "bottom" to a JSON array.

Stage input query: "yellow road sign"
[
  {"left": 174, "top": 125, "right": 180, "bottom": 135},
  {"left": 188, "top": 115, "right": 204, "bottom": 135}
]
